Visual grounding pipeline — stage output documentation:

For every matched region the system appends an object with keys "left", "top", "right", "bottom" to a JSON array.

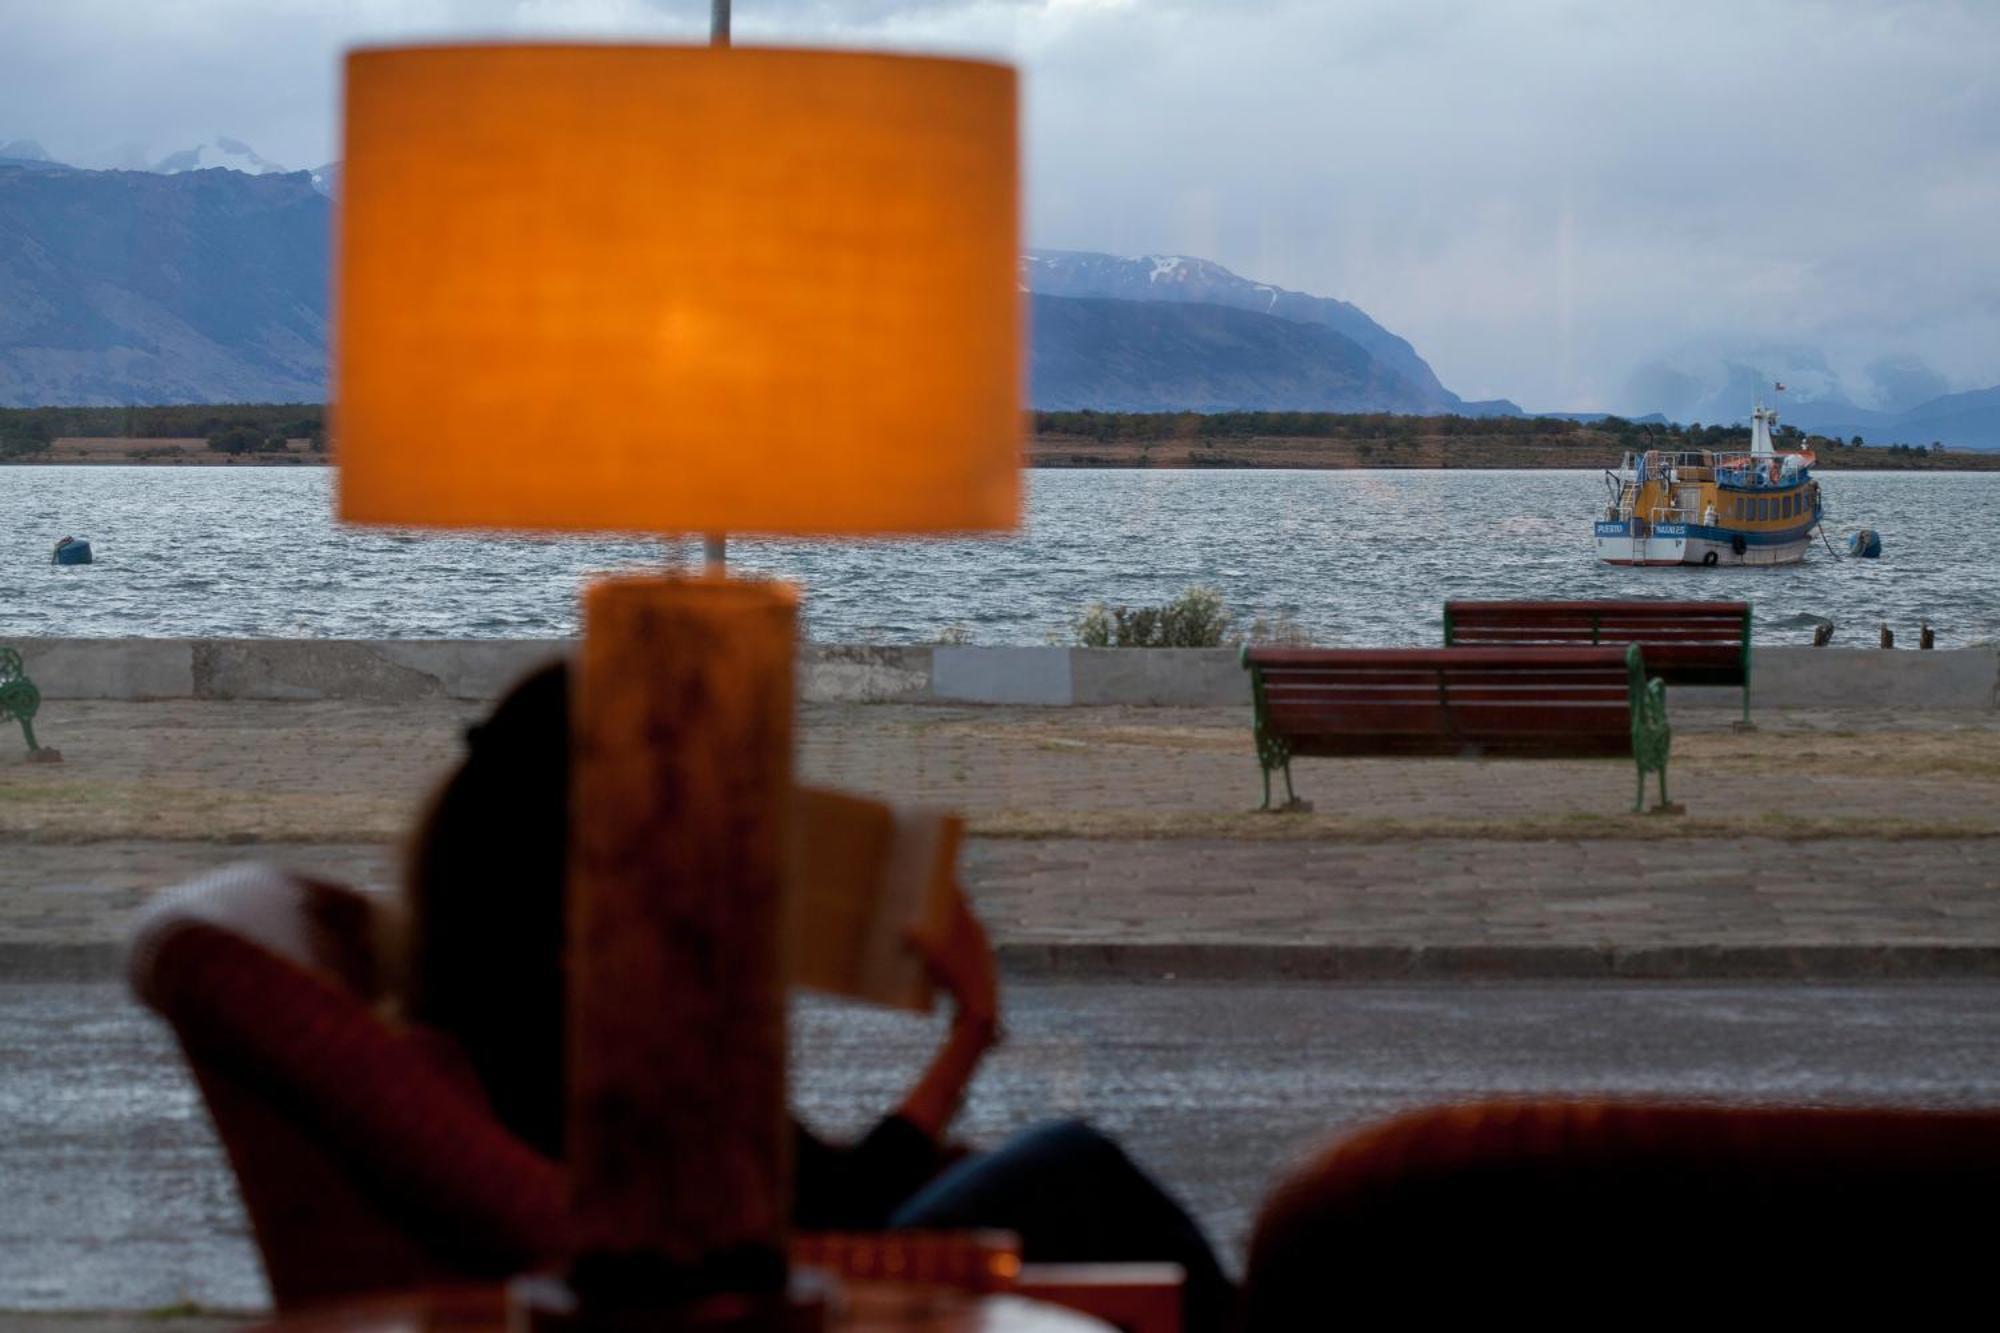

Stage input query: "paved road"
[{"left": 7, "top": 978, "right": 2000, "bottom": 1313}]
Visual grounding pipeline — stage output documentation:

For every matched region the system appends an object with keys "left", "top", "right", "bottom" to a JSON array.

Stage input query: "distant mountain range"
[
  {"left": 1620, "top": 346, "right": 2000, "bottom": 450},
  {"left": 2, "top": 142, "right": 1994, "bottom": 447},
  {"left": 0, "top": 161, "right": 327, "bottom": 405},
  {"left": 0, "top": 151, "right": 1494, "bottom": 415}
]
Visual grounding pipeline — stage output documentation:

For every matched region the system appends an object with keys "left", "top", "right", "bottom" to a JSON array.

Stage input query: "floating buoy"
[
  {"left": 51, "top": 536, "right": 93, "bottom": 566},
  {"left": 1849, "top": 529, "right": 1882, "bottom": 558}
]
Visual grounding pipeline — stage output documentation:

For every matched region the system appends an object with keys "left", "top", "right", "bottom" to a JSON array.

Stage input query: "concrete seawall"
[{"left": 10, "top": 638, "right": 1997, "bottom": 710}]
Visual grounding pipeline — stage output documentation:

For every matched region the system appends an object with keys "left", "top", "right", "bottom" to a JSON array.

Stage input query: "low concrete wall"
[
  {"left": 10, "top": 639, "right": 1997, "bottom": 710},
  {"left": 1673, "top": 647, "right": 1999, "bottom": 711}
]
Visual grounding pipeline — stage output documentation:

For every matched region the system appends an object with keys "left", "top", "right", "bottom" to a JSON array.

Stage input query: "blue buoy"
[
  {"left": 1848, "top": 529, "right": 1882, "bottom": 559},
  {"left": 52, "top": 536, "right": 92, "bottom": 566}
]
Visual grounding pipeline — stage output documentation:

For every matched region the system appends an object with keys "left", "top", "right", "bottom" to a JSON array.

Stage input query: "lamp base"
[{"left": 509, "top": 1269, "right": 831, "bottom": 1333}]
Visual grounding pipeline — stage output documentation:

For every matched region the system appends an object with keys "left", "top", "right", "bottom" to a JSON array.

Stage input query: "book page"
[{"left": 785, "top": 786, "right": 958, "bottom": 1012}]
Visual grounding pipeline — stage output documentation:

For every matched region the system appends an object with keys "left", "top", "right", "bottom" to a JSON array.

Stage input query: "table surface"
[{"left": 246, "top": 1282, "right": 1115, "bottom": 1333}]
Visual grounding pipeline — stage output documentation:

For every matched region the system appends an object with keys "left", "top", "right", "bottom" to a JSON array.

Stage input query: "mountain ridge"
[
  {"left": 1022, "top": 248, "right": 1490, "bottom": 412},
  {"left": 1028, "top": 294, "right": 1436, "bottom": 413}
]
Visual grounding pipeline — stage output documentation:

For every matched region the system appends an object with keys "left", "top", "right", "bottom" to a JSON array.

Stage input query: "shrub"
[
  {"left": 1245, "top": 612, "right": 1312, "bottom": 647},
  {"left": 1074, "top": 603, "right": 1115, "bottom": 648},
  {"left": 1074, "top": 585, "right": 1233, "bottom": 648}
]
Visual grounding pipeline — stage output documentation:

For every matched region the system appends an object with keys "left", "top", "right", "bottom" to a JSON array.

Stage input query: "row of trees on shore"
[
  {"left": 0, "top": 402, "right": 1973, "bottom": 467},
  {"left": 1033, "top": 409, "right": 1976, "bottom": 465},
  {"left": 0, "top": 403, "right": 325, "bottom": 449}
]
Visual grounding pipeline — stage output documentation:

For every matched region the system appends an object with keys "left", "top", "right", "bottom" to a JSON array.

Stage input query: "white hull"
[{"left": 1595, "top": 520, "right": 1810, "bottom": 567}]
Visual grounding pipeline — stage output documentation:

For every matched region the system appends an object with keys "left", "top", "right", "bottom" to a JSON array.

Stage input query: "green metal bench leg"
[
  {"left": 1657, "top": 760, "right": 1669, "bottom": 810},
  {"left": 1256, "top": 755, "right": 1299, "bottom": 811},
  {"left": 1633, "top": 764, "right": 1644, "bottom": 814},
  {"left": 18, "top": 715, "right": 38, "bottom": 754}
]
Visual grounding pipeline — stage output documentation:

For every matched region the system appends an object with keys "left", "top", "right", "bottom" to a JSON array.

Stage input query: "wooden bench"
[
  {"left": 1444, "top": 599, "right": 1753, "bottom": 725},
  {"left": 1241, "top": 646, "right": 1671, "bottom": 813},
  {"left": 0, "top": 647, "right": 43, "bottom": 756}
]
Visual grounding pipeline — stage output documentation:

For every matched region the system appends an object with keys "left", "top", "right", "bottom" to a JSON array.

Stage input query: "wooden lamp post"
[{"left": 333, "top": 43, "right": 1019, "bottom": 1329}]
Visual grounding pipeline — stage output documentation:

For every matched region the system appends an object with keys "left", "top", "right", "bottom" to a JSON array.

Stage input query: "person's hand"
[{"left": 907, "top": 889, "right": 1000, "bottom": 1040}]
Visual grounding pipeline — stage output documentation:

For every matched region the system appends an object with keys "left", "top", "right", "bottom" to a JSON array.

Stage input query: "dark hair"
[{"left": 403, "top": 660, "right": 571, "bottom": 1158}]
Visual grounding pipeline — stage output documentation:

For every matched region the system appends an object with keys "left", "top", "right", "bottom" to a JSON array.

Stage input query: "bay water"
[{"left": 3, "top": 466, "right": 1994, "bottom": 648}]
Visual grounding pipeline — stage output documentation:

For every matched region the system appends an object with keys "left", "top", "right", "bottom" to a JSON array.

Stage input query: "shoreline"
[{"left": 5, "top": 433, "right": 1995, "bottom": 470}]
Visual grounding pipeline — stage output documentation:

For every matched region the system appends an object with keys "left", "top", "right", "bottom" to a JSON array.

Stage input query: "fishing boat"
[{"left": 1593, "top": 402, "right": 1822, "bottom": 567}]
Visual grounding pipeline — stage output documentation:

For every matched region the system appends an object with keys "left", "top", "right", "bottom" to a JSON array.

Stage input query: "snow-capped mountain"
[
  {"left": 152, "top": 137, "right": 290, "bottom": 176},
  {"left": 1022, "top": 249, "right": 1514, "bottom": 414},
  {"left": 1022, "top": 249, "right": 1520, "bottom": 415}
]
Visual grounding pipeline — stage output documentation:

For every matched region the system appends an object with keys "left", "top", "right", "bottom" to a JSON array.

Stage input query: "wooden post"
[{"left": 559, "top": 572, "right": 808, "bottom": 1323}]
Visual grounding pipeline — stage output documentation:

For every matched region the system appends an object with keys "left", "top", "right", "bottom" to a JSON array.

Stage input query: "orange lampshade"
[{"left": 335, "top": 45, "right": 1020, "bottom": 535}]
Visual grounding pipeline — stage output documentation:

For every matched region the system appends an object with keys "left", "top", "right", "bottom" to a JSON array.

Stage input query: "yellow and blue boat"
[{"left": 1594, "top": 403, "right": 1823, "bottom": 567}]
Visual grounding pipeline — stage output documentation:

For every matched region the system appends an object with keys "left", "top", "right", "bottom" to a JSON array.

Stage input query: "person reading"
[{"left": 401, "top": 662, "right": 1234, "bottom": 1332}]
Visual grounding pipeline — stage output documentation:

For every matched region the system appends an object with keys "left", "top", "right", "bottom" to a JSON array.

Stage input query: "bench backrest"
[
  {"left": 1443, "top": 600, "right": 1749, "bottom": 685},
  {"left": 1244, "top": 646, "right": 1642, "bottom": 759}
]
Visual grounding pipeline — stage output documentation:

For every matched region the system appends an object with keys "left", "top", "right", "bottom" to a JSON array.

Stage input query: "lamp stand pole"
[{"left": 703, "top": 0, "right": 729, "bottom": 577}]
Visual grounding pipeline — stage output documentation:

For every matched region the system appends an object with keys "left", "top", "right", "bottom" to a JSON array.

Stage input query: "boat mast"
[{"left": 1750, "top": 402, "right": 1777, "bottom": 457}]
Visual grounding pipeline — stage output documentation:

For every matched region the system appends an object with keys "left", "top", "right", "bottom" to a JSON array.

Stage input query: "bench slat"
[
  {"left": 1288, "top": 732, "right": 1634, "bottom": 759},
  {"left": 1248, "top": 646, "right": 1635, "bottom": 669},
  {"left": 1449, "top": 626, "right": 1745, "bottom": 643},
  {"left": 1446, "top": 599, "right": 1748, "bottom": 618},
  {"left": 1267, "top": 685, "right": 1632, "bottom": 705}
]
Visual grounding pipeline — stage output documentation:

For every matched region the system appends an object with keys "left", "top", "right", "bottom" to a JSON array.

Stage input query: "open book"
[{"left": 785, "top": 786, "right": 962, "bottom": 1012}]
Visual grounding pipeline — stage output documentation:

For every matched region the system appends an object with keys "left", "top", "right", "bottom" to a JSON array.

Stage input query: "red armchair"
[
  {"left": 128, "top": 863, "right": 567, "bottom": 1308},
  {"left": 1240, "top": 1098, "right": 2000, "bottom": 1325},
  {"left": 129, "top": 864, "right": 1181, "bottom": 1331}
]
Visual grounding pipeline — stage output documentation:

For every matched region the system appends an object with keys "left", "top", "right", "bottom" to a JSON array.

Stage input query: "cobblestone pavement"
[
  {"left": 3, "top": 700, "right": 1997, "bottom": 966},
  {"left": 7, "top": 834, "right": 1998, "bottom": 967}
]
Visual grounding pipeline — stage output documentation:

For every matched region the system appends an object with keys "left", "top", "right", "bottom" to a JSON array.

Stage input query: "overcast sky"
[{"left": 4, "top": 0, "right": 1996, "bottom": 411}]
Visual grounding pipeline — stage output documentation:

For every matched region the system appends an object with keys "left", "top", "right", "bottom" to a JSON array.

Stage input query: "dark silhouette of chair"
[
  {"left": 1239, "top": 1098, "right": 2000, "bottom": 1326},
  {"left": 128, "top": 863, "right": 568, "bottom": 1309}
]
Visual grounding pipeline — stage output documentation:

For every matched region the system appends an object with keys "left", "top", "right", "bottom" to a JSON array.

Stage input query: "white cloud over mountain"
[{"left": 3, "top": 0, "right": 1995, "bottom": 413}]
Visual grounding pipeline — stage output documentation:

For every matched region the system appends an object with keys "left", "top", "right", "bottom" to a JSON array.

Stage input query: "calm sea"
[{"left": 3, "top": 466, "right": 1995, "bottom": 647}]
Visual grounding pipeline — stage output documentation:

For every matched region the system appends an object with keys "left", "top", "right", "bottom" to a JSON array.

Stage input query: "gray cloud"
[{"left": 1, "top": 0, "right": 1994, "bottom": 409}]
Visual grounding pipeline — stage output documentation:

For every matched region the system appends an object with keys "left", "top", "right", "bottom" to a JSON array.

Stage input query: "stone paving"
[{"left": 2, "top": 698, "right": 1998, "bottom": 974}]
